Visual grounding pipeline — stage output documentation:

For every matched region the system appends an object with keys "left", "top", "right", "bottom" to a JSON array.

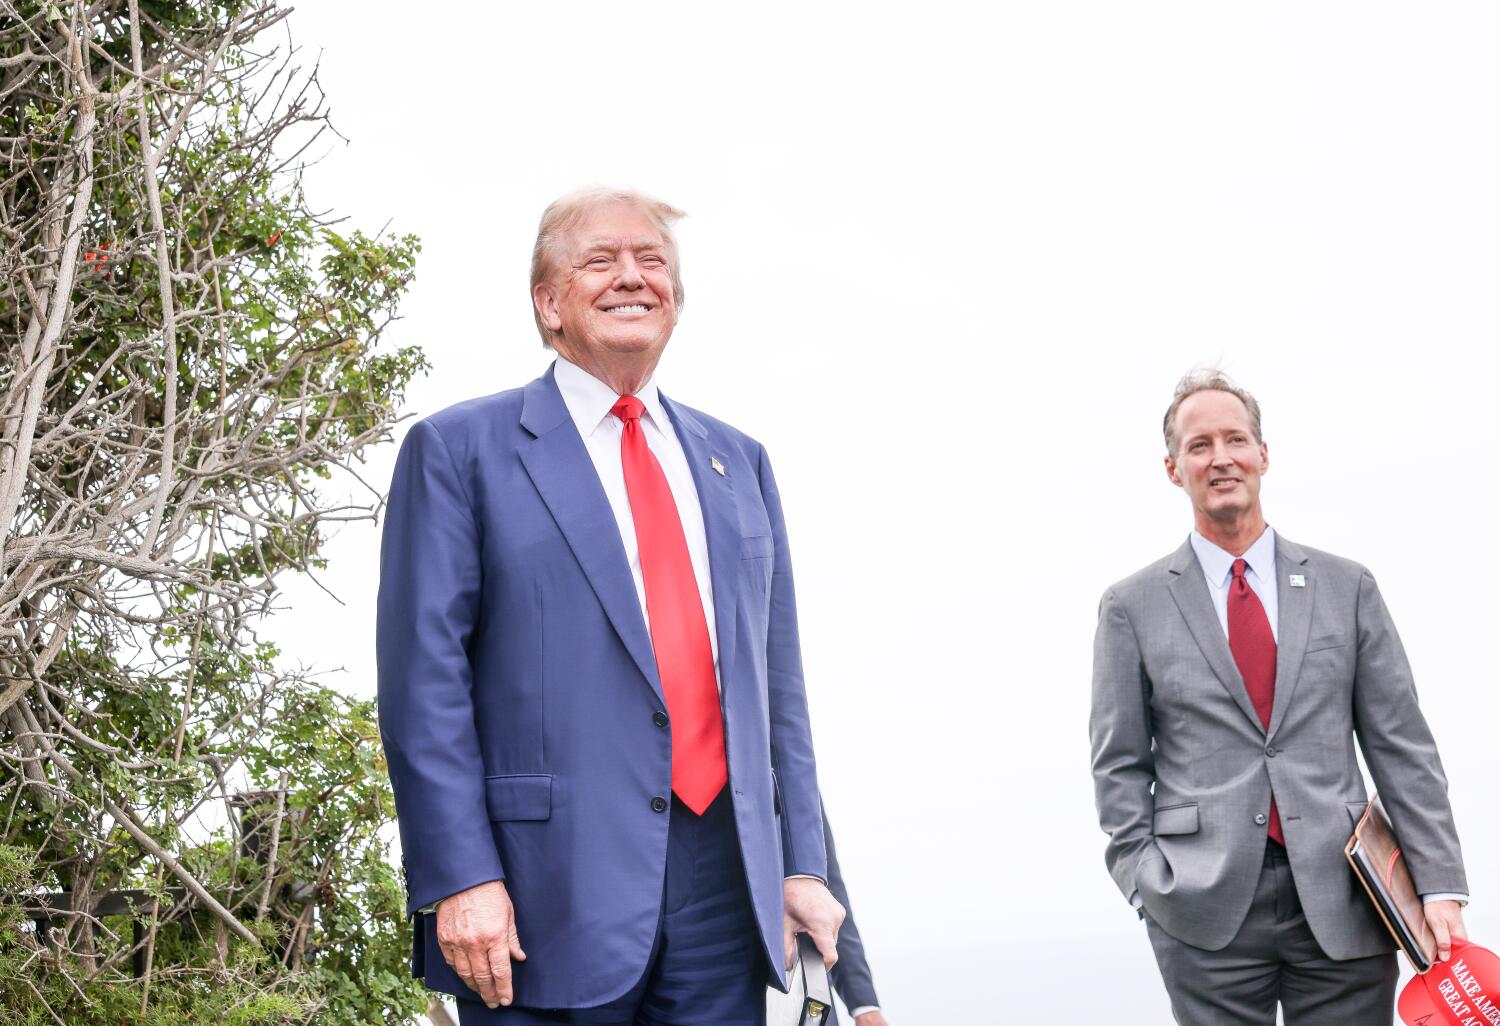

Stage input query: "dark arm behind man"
[{"left": 822, "top": 804, "right": 881, "bottom": 1016}]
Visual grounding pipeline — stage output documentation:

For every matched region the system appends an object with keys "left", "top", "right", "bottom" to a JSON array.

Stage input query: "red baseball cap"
[{"left": 1399, "top": 938, "right": 1500, "bottom": 1026}]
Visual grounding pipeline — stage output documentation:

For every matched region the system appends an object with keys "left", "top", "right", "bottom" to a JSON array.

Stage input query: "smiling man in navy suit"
[{"left": 377, "top": 188, "right": 844, "bottom": 1025}]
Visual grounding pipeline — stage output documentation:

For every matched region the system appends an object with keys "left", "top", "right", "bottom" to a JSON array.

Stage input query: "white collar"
[
  {"left": 1190, "top": 526, "right": 1277, "bottom": 588},
  {"left": 553, "top": 356, "right": 669, "bottom": 438}
]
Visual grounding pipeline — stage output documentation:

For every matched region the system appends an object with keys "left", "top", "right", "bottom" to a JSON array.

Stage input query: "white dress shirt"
[
  {"left": 1186, "top": 527, "right": 1466, "bottom": 907},
  {"left": 553, "top": 356, "right": 719, "bottom": 674}
]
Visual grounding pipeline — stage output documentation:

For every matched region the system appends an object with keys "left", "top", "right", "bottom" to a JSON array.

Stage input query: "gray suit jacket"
[{"left": 1090, "top": 535, "right": 1466, "bottom": 960}]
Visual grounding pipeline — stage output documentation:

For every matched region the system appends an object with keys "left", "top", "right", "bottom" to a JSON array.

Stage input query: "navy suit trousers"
[{"left": 458, "top": 793, "right": 767, "bottom": 1026}]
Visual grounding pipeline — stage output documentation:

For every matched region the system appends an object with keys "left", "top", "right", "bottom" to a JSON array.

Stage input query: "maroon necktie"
[
  {"left": 611, "top": 395, "right": 727, "bottom": 815},
  {"left": 1227, "top": 557, "right": 1283, "bottom": 845}
]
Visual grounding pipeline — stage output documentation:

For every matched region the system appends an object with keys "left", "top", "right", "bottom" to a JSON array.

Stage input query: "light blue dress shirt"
[{"left": 1189, "top": 527, "right": 1278, "bottom": 642}]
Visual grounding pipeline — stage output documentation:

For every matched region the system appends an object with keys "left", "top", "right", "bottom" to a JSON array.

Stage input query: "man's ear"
[
  {"left": 533, "top": 283, "right": 562, "bottom": 333},
  {"left": 1259, "top": 442, "right": 1270, "bottom": 474},
  {"left": 1164, "top": 453, "right": 1183, "bottom": 488}
]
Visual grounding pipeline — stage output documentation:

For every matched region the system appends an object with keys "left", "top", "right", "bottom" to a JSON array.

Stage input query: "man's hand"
[
  {"left": 854, "top": 1013, "right": 891, "bottom": 1026},
  {"left": 782, "top": 877, "right": 845, "bottom": 970},
  {"left": 1425, "top": 900, "right": 1468, "bottom": 962},
  {"left": 435, "top": 880, "right": 527, "bottom": 1009}
]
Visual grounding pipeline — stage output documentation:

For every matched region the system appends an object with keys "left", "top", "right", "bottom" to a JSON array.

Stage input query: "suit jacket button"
[
  {"left": 652, "top": 796, "right": 668, "bottom": 813},
  {"left": 653, "top": 711, "right": 669, "bottom": 728},
  {"left": 1254, "top": 813, "right": 1268, "bottom": 825},
  {"left": 1265, "top": 745, "right": 1277, "bottom": 758}
]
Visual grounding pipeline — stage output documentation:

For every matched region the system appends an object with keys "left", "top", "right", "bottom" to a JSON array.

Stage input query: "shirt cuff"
[
  {"left": 1422, "top": 893, "right": 1470, "bottom": 906},
  {"left": 849, "top": 1008, "right": 880, "bottom": 1018},
  {"left": 785, "top": 873, "right": 823, "bottom": 882}
]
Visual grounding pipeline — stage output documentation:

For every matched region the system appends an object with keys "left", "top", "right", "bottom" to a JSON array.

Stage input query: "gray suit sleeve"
[
  {"left": 1089, "top": 587, "right": 1158, "bottom": 904},
  {"left": 823, "top": 805, "right": 879, "bottom": 1012},
  {"left": 1350, "top": 570, "right": 1467, "bottom": 896}
]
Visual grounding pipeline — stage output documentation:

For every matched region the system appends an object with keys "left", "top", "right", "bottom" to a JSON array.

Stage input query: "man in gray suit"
[{"left": 1090, "top": 370, "right": 1470, "bottom": 1025}]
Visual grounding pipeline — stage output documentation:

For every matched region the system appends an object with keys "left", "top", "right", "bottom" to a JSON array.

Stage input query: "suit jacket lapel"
[
  {"left": 517, "top": 368, "right": 664, "bottom": 703},
  {"left": 661, "top": 394, "right": 741, "bottom": 683},
  {"left": 1166, "top": 538, "right": 1266, "bottom": 734},
  {"left": 1267, "top": 536, "right": 1314, "bottom": 739}
]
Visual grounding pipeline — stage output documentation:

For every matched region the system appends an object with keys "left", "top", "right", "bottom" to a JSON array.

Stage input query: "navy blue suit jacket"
[{"left": 376, "top": 366, "right": 828, "bottom": 1008}]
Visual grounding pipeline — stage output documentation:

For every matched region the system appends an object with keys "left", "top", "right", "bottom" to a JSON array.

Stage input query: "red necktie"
[
  {"left": 1228, "top": 557, "right": 1283, "bottom": 846},
  {"left": 611, "top": 396, "right": 727, "bottom": 815}
]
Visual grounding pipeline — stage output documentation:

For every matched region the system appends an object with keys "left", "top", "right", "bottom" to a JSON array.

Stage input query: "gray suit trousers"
[{"left": 1144, "top": 842, "right": 1397, "bottom": 1026}]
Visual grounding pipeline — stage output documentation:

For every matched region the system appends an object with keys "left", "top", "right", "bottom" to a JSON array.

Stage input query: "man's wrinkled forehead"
[{"left": 568, "top": 231, "right": 670, "bottom": 261}]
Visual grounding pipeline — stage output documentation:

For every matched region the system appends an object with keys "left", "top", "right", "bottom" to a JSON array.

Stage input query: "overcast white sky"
[{"left": 261, "top": 3, "right": 1499, "bottom": 1021}]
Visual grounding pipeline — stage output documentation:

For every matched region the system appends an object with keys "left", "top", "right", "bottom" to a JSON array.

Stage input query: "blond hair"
[{"left": 529, "top": 187, "right": 686, "bottom": 347}]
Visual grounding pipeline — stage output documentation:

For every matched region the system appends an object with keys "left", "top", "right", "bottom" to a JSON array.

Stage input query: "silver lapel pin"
[
  {"left": 1289, "top": 574, "right": 1306, "bottom": 588},
  {"left": 710, "top": 457, "right": 725, "bottom": 477}
]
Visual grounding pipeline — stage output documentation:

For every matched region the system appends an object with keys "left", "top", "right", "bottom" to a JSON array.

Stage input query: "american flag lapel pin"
[
  {"left": 1289, "top": 574, "right": 1306, "bottom": 588},
  {"left": 711, "top": 456, "right": 725, "bottom": 476}
]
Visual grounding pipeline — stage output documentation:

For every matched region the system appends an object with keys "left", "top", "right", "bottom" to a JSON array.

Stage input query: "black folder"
[{"left": 766, "top": 933, "right": 833, "bottom": 1026}]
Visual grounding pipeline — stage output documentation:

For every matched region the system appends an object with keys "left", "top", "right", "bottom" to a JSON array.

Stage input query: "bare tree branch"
[{"left": 1, "top": 3, "right": 426, "bottom": 1020}]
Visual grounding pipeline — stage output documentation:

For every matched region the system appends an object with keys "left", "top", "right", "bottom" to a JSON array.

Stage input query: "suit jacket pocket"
[
  {"left": 1307, "top": 633, "right": 1349, "bottom": 653},
  {"left": 1153, "top": 803, "right": 1200, "bottom": 836},
  {"left": 741, "top": 535, "right": 773, "bottom": 560},
  {"left": 484, "top": 773, "right": 553, "bottom": 821}
]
